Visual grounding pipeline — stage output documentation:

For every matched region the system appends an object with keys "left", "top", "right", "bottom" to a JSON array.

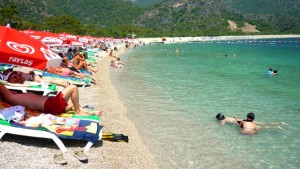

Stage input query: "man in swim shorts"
[{"left": 0, "top": 84, "right": 101, "bottom": 116}]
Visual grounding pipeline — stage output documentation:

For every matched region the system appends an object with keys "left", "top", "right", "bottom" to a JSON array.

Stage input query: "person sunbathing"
[
  {"left": 0, "top": 69, "right": 69, "bottom": 87},
  {"left": 0, "top": 84, "right": 101, "bottom": 116},
  {"left": 45, "top": 66, "right": 96, "bottom": 84},
  {"left": 71, "top": 53, "right": 98, "bottom": 73}
]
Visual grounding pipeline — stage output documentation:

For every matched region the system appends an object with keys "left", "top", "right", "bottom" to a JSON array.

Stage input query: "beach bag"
[{"left": 0, "top": 105, "right": 26, "bottom": 122}]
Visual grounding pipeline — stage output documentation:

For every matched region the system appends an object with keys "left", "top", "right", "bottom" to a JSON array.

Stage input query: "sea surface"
[{"left": 110, "top": 38, "right": 300, "bottom": 169}]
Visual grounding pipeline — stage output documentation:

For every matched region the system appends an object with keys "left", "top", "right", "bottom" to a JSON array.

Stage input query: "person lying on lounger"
[
  {"left": 45, "top": 66, "right": 96, "bottom": 84},
  {"left": 0, "top": 69, "right": 69, "bottom": 87},
  {"left": 0, "top": 84, "right": 101, "bottom": 116}
]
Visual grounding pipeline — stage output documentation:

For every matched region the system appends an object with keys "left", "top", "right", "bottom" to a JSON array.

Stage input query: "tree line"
[{"left": 0, "top": 4, "right": 160, "bottom": 38}]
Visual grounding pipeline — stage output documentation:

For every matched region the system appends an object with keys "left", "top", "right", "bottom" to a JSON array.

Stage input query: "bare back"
[{"left": 240, "top": 121, "right": 258, "bottom": 135}]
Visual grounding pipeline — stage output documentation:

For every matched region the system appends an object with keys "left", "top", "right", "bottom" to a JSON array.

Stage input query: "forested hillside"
[{"left": 0, "top": 0, "right": 299, "bottom": 37}]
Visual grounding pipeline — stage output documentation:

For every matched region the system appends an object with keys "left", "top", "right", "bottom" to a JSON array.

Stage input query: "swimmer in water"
[
  {"left": 234, "top": 112, "right": 287, "bottom": 135},
  {"left": 267, "top": 68, "right": 273, "bottom": 75},
  {"left": 273, "top": 69, "right": 278, "bottom": 75},
  {"left": 215, "top": 113, "right": 240, "bottom": 125}
]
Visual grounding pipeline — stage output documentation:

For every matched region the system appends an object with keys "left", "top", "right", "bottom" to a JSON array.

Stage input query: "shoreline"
[
  {"left": 138, "top": 34, "right": 300, "bottom": 44},
  {"left": 77, "top": 46, "right": 157, "bottom": 168}
]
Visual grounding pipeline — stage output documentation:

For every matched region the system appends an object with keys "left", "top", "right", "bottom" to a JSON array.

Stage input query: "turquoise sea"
[{"left": 110, "top": 38, "right": 300, "bottom": 169}]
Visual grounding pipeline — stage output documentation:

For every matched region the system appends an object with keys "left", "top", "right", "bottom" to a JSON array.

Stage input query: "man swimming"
[{"left": 234, "top": 112, "right": 287, "bottom": 135}]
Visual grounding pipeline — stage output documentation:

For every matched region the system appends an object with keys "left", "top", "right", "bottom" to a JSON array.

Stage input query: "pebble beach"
[{"left": 0, "top": 46, "right": 157, "bottom": 169}]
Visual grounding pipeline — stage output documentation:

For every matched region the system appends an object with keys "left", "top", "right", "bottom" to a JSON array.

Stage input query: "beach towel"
[
  {"left": 0, "top": 102, "right": 101, "bottom": 143},
  {"left": 11, "top": 115, "right": 101, "bottom": 143},
  {"left": 0, "top": 79, "right": 40, "bottom": 87},
  {"left": 0, "top": 79, "right": 60, "bottom": 96},
  {"left": 34, "top": 70, "right": 91, "bottom": 86},
  {"left": 79, "top": 69, "right": 93, "bottom": 75}
]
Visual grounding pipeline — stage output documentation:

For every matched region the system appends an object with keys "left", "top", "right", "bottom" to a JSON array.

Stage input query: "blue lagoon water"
[{"left": 110, "top": 38, "right": 300, "bottom": 169}]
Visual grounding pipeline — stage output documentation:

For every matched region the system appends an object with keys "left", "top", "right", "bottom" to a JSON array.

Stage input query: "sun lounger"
[
  {"left": 0, "top": 102, "right": 102, "bottom": 153},
  {"left": 0, "top": 63, "right": 14, "bottom": 72},
  {"left": 0, "top": 79, "right": 62, "bottom": 96},
  {"left": 34, "top": 70, "right": 92, "bottom": 88}
]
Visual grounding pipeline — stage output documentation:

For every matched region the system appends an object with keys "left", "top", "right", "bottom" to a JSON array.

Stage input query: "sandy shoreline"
[
  {"left": 139, "top": 34, "right": 300, "bottom": 44},
  {"left": 0, "top": 46, "right": 157, "bottom": 168}
]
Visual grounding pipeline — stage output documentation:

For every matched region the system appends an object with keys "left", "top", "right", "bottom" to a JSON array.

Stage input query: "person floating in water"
[
  {"left": 215, "top": 113, "right": 240, "bottom": 125},
  {"left": 267, "top": 68, "right": 278, "bottom": 76},
  {"left": 267, "top": 68, "right": 273, "bottom": 75},
  {"left": 273, "top": 69, "right": 278, "bottom": 75},
  {"left": 234, "top": 112, "right": 287, "bottom": 135}
]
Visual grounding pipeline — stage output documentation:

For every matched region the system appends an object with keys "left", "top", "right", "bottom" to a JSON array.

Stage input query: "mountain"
[
  {"left": 0, "top": 0, "right": 299, "bottom": 37},
  {"left": 132, "top": 0, "right": 300, "bottom": 36},
  {"left": 226, "top": 0, "right": 300, "bottom": 16},
  {"left": 0, "top": 0, "right": 144, "bottom": 27},
  {"left": 128, "top": 0, "right": 164, "bottom": 7}
]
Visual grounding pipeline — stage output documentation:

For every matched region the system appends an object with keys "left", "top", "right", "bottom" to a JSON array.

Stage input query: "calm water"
[{"left": 110, "top": 38, "right": 300, "bottom": 169}]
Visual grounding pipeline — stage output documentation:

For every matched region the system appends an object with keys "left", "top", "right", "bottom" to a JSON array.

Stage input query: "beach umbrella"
[
  {"left": 68, "top": 39, "right": 83, "bottom": 48},
  {"left": 58, "top": 32, "right": 77, "bottom": 40},
  {"left": 41, "top": 37, "right": 63, "bottom": 47},
  {"left": 0, "top": 26, "right": 62, "bottom": 70}
]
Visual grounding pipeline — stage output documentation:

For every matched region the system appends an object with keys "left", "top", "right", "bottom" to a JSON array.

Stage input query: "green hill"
[{"left": 0, "top": 0, "right": 299, "bottom": 37}]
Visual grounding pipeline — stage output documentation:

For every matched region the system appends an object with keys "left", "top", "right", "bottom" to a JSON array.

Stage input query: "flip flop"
[
  {"left": 53, "top": 153, "right": 67, "bottom": 165},
  {"left": 83, "top": 105, "right": 94, "bottom": 110},
  {"left": 74, "top": 150, "right": 88, "bottom": 161}
]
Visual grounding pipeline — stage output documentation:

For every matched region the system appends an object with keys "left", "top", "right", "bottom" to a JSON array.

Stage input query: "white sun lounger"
[
  {"left": 0, "top": 110, "right": 102, "bottom": 154},
  {"left": 0, "top": 80, "right": 62, "bottom": 96},
  {"left": 0, "top": 123, "right": 102, "bottom": 153}
]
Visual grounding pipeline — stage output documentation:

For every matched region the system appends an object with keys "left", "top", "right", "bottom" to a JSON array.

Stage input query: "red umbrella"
[{"left": 0, "top": 26, "right": 62, "bottom": 70}]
